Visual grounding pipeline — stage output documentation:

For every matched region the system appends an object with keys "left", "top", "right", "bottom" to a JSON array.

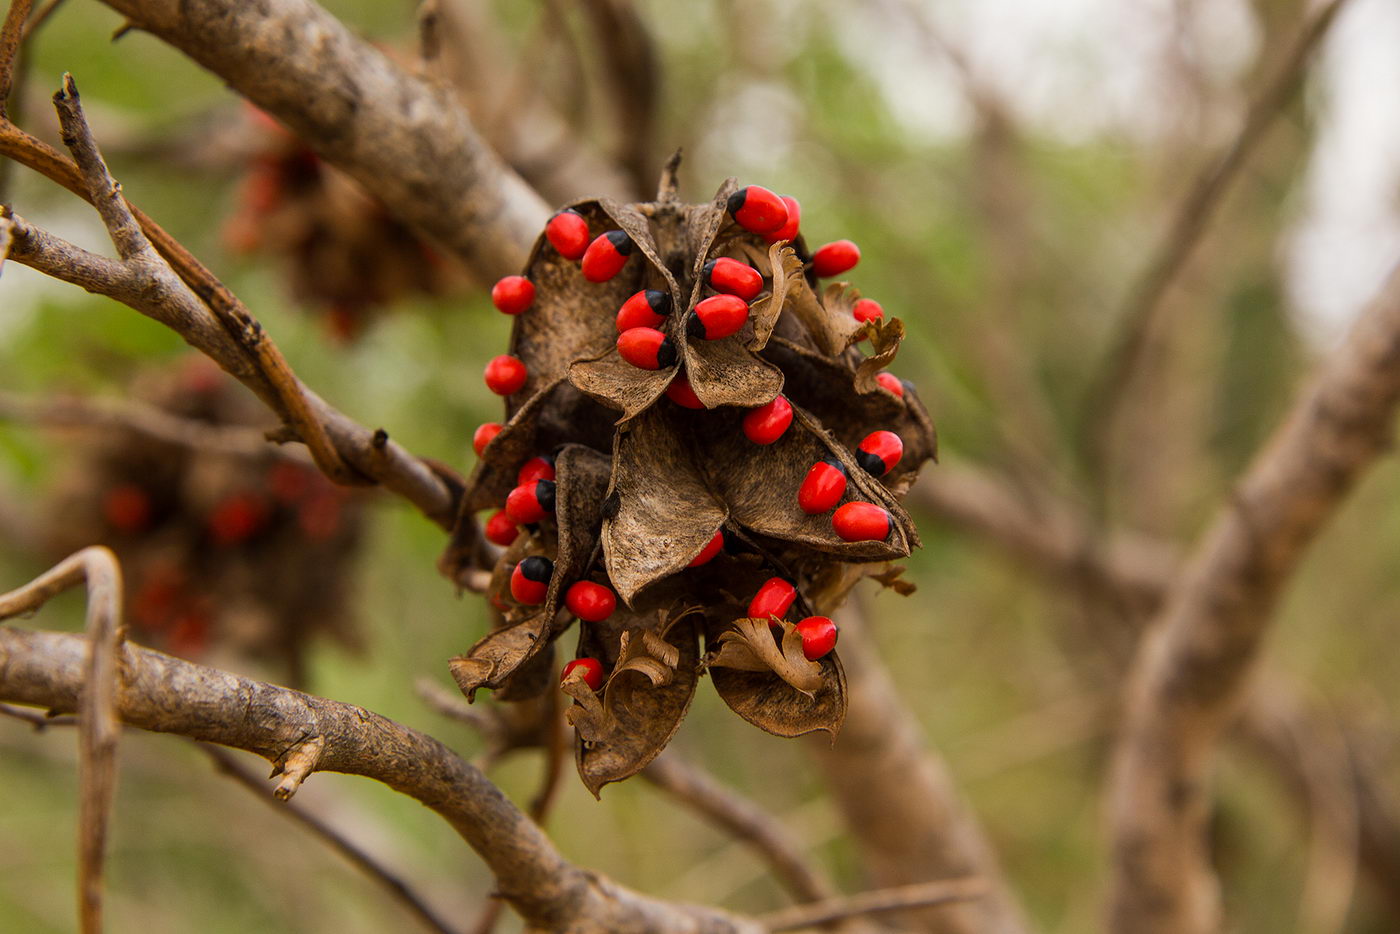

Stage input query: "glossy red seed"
[
  {"left": 484, "top": 355, "right": 527, "bottom": 395},
  {"left": 562, "top": 657, "right": 606, "bottom": 692},
  {"left": 510, "top": 555, "right": 553, "bottom": 605},
  {"left": 811, "top": 240, "right": 861, "bottom": 277},
  {"left": 617, "top": 327, "right": 677, "bottom": 369},
  {"left": 491, "top": 275, "right": 535, "bottom": 315},
  {"left": 794, "top": 616, "right": 838, "bottom": 660},
  {"left": 798, "top": 459, "right": 847, "bottom": 514},
  {"left": 703, "top": 257, "right": 763, "bottom": 301},
  {"left": 581, "top": 230, "right": 633, "bottom": 282},
  {"left": 688, "top": 528, "right": 725, "bottom": 567},
  {"left": 484, "top": 509, "right": 519, "bottom": 546},
  {"left": 517, "top": 455, "right": 557, "bottom": 485},
  {"left": 546, "top": 210, "right": 590, "bottom": 260},
  {"left": 208, "top": 493, "right": 268, "bottom": 545},
  {"left": 103, "top": 483, "right": 152, "bottom": 534},
  {"left": 616, "top": 289, "right": 672, "bottom": 332},
  {"left": 565, "top": 581, "right": 617, "bottom": 622},
  {"left": 687, "top": 294, "right": 750, "bottom": 341},
  {"left": 764, "top": 196, "right": 801, "bottom": 243},
  {"left": 665, "top": 375, "right": 705, "bottom": 409},
  {"left": 832, "top": 502, "right": 892, "bottom": 542},
  {"left": 742, "top": 394, "right": 793, "bottom": 444},
  {"left": 853, "top": 298, "right": 884, "bottom": 323},
  {"left": 856, "top": 430, "right": 903, "bottom": 476},
  {"left": 748, "top": 577, "right": 796, "bottom": 625},
  {"left": 505, "top": 479, "right": 556, "bottom": 524},
  {"left": 473, "top": 422, "right": 503, "bottom": 456},
  {"left": 727, "top": 185, "right": 789, "bottom": 236},
  {"left": 876, "top": 372, "right": 905, "bottom": 397}
]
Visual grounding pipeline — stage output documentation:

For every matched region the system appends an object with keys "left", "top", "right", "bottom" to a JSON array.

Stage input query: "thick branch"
[
  {"left": 1106, "top": 262, "right": 1400, "bottom": 933},
  {"left": 806, "top": 603, "right": 1031, "bottom": 934},
  {"left": 1084, "top": 0, "right": 1354, "bottom": 474},
  {"left": 0, "top": 625, "right": 763, "bottom": 933},
  {"left": 100, "top": 0, "right": 549, "bottom": 282}
]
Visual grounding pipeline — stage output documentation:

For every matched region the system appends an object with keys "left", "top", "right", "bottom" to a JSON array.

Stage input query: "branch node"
[{"left": 272, "top": 734, "right": 325, "bottom": 800}]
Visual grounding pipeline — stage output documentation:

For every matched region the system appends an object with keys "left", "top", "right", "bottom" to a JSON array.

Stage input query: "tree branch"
[
  {"left": 806, "top": 601, "right": 1032, "bottom": 934},
  {"left": 757, "top": 878, "right": 989, "bottom": 933},
  {"left": 99, "top": 0, "right": 549, "bottom": 283},
  {"left": 1106, "top": 261, "right": 1400, "bottom": 933},
  {"left": 202, "top": 746, "right": 467, "bottom": 934},
  {"left": 0, "top": 623, "right": 764, "bottom": 933},
  {"left": 1083, "top": 0, "right": 1354, "bottom": 480}
]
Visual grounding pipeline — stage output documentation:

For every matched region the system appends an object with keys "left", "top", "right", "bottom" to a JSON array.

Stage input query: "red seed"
[
  {"left": 687, "top": 294, "right": 750, "bottom": 341},
  {"left": 491, "top": 275, "right": 535, "bottom": 315},
  {"left": 484, "top": 355, "right": 528, "bottom": 395},
  {"left": 794, "top": 616, "right": 838, "bottom": 660},
  {"left": 517, "top": 455, "right": 557, "bottom": 485},
  {"left": 764, "top": 196, "right": 801, "bottom": 243},
  {"left": 688, "top": 528, "right": 725, "bottom": 567},
  {"left": 581, "top": 230, "right": 634, "bottom": 282},
  {"left": 168, "top": 614, "right": 211, "bottom": 657},
  {"left": 665, "top": 374, "right": 706, "bottom": 409},
  {"left": 546, "top": 209, "right": 591, "bottom": 260},
  {"left": 876, "top": 372, "right": 904, "bottom": 397},
  {"left": 811, "top": 240, "right": 861, "bottom": 277},
  {"left": 562, "top": 657, "right": 606, "bottom": 692},
  {"left": 505, "top": 479, "right": 556, "bottom": 524},
  {"left": 484, "top": 509, "right": 519, "bottom": 546},
  {"left": 297, "top": 492, "right": 343, "bottom": 541},
  {"left": 510, "top": 555, "right": 553, "bottom": 605},
  {"left": 748, "top": 577, "right": 796, "bottom": 625},
  {"left": 853, "top": 298, "right": 884, "bottom": 323},
  {"left": 798, "top": 459, "right": 847, "bottom": 515},
  {"left": 208, "top": 493, "right": 269, "bottom": 545},
  {"left": 727, "top": 185, "right": 789, "bottom": 236},
  {"left": 742, "top": 394, "right": 793, "bottom": 445},
  {"left": 565, "top": 581, "right": 617, "bottom": 622},
  {"left": 102, "top": 483, "right": 152, "bottom": 534},
  {"left": 473, "top": 422, "right": 503, "bottom": 456},
  {"left": 856, "top": 430, "right": 903, "bottom": 476},
  {"left": 832, "top": 502, "right": 892, "bottom": 542},
  {"left": 616, "top": 289, "right": 672, "bottom": 332},
  {"left": 617, "top": 327, "right": 677, "bottom": 369},
  {"left": 703, "top": 257, "right": 763, "bottom": 301},
  {"left": 266, "top": 461, "right": 314, "bottom": 503}
]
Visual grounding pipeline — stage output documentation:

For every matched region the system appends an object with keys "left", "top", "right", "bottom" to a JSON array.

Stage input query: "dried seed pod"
[{"left": 443, "top": 172, "right": 936, "bottom": 791}]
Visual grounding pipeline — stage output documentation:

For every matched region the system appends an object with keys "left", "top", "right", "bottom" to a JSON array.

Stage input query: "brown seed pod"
[{"left": 444, "top": 169, "right": 937, "bottom": 792}]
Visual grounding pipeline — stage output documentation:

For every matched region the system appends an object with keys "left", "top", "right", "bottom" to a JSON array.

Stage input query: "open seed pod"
[
  {"left": 43, "top": 356, "right": 366, "bottom": 685},
  {"left": 443, "top": 166, "right": 936, "bottom": 793}
]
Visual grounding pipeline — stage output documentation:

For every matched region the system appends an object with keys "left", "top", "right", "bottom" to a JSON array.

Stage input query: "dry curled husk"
[{"left": 443, "top": 169, "right": 936, "bottom": 791}]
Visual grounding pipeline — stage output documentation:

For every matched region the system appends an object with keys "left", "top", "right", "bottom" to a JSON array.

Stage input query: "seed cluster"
[{"left": 442, "top": 175, "right": 936, "bottom": 793}]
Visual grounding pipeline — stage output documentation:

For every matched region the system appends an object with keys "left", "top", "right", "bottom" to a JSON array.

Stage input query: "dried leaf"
[
  {"left": 852, "top": 315, "right": 905, "bottom": 392},
  {"left": 709, "top": 617, "right": 823, "bottom": 695},
  {"left": 869, "top": 564, "right": 917, "bottom": 596},
  {"left": 569, "top": 346, "right": 675, "bottom": 422},
  {"left": 747, "top": 242, "right": 804, "bottom": 352},
  {"left": 602, "top": 406, "right": 728, "bottom": 604},
  {"left": 574, "top": 615, "right": 701, "bottom": 796}
]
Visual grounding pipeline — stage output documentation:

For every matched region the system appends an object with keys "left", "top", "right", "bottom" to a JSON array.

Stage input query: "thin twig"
[
  {"left": 757, "top": 878, "right": 988, "bottom": 932},
  {"left": 0, "top": 546, "right": 122, "bottom": 934},
  {"left": 0, "top": 99, "right": 459, "bottom": 527},
  {"left": 0, "top": 389, "right": 308, "bottom": 461},
  {"left": 202, "top": 746, "right": 467, "bottom": 934},
  {"left": 642, "top": 754, "right": 839, "bottom": 906},
  {"left": 1083, "top": 0, "right": 1355, "bottom": 482},
  {"left": 1106, "top": 260, "right": 1400, "bottom": 933}
]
